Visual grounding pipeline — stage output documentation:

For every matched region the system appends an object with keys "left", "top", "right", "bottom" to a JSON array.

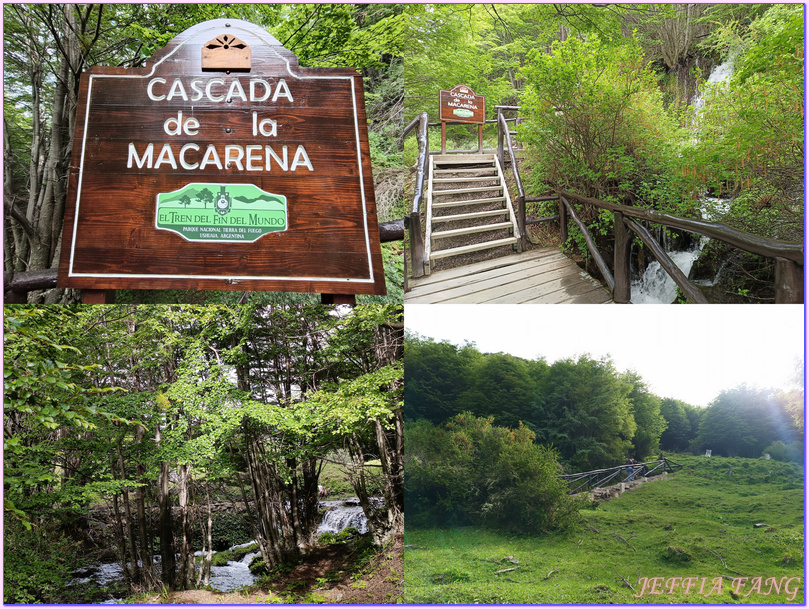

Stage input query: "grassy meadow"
[{"left": 404, "top": 454, "right": 804, "bottom": 604}]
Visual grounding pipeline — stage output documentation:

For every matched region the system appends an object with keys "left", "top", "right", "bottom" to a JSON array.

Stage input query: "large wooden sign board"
[
  {"left": 57, "top": 19, "right": 386, "bottom": 296},
  {"left": 438, "top": 84, "right": 486, "bottom": 125},
  {"left": 438, "top": 84, "right": 486, "bottom": 153}
]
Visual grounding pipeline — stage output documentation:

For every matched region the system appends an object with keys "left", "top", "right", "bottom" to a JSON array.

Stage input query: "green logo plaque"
[{"left": 155, "top": 183, "right": 287, "bottom": 242}]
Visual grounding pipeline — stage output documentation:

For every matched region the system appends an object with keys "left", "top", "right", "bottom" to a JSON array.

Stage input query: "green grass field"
[{"left": 405, "top": 454, "right": 804, "bottom": 604}]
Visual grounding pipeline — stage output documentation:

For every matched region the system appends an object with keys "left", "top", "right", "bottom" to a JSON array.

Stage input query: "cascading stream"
[
  {"left": 630, "top": 58, "right": 734, "bottom": 304},
  {"left": 78, "top": 498, "right": 375, "bottom": 601}
]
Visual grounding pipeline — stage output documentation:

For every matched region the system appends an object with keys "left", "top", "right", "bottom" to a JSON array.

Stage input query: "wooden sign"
[
  {"left": 439, "top": 84, "right": 485, "bottom": 125},
  {"left": 58, "top": 19, "right": 386, "bottom": 296}
]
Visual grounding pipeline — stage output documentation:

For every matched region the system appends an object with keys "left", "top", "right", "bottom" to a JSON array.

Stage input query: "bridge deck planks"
[{"left": 406, "top": 247, "right": 613, "bottom": 304}]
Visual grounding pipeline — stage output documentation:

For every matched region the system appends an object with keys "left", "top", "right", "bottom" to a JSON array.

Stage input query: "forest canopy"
[
  {"left": 4, "top": 304, "right": 403, "bottom": 603},
  {"left": 404, "top": 333, "right": 803, "bottom": 471}
]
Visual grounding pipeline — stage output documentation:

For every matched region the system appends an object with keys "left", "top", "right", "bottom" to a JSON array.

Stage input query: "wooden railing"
[
  {"left": 559, "top": 458, "right": 683, "bottom": 495},
  {"left": 557, "top": 191, "right": 804, "bottom": 304},
  {"left": 403, "top": 112, "right": 430, "bottom": 280},
  {"left": 491, "top": 106, "right": 803, "bottom": 304}
]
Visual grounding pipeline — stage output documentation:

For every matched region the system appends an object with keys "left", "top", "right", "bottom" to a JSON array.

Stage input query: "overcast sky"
[{"left": 405, "top": 305, "right": 804, "bottom": 408}]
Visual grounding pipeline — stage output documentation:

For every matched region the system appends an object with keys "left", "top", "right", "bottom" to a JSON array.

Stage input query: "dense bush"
[
  {"left": 519, "top": 35, "right": 681, "bottom": 205},
  {"left": 405, "top": 414, "right": 583, "bottom": 533},
  {"left": 192, "top": 512, "right": 252, "bottom": 552},
  {"left": 4, "top": 518, "right": 85, "bottom": 604},
  {"left": 763, "top": 440, "right": 804, "bottom": 464}
]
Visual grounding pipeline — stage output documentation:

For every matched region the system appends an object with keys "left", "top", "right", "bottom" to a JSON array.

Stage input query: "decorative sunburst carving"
[{"left": 202, "top": 34, "right": 251, "bottom": 71}]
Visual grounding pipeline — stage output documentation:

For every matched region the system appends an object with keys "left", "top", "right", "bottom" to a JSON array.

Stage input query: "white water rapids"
[
  {"left": 630, "top": 58, "right": 734, "bottom": 304},
  {"left": 81, "top": 498, "right": 372, "bottom": 602}
]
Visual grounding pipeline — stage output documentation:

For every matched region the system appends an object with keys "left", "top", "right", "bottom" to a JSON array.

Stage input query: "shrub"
[
  {"left": 519, "top": 35, "right": 682, "bottom": 206},
  {"left": 763, "top": 440, "right": 804, "bottom": 464},
  {"left": 4, "top": 517, "right": 84, "bottom": 604},
  {"left": 405, "top": 414, "right": 583, "bottom": 533}
]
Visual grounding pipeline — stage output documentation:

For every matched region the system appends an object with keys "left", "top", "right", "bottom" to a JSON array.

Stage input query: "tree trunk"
[
  {"left": 176, "top": 463, "right": 196, "bottom": 589},
  {"left": 116, "top": 439, "right": 141, "bottom": 584}
]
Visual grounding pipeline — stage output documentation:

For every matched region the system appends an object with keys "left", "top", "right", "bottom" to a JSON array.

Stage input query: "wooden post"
[
  {"left": 558, "top": 196, "right": 568, "bottom": 246},
  {"left": 407, "top": 212, "right": 425, "bottom": 278},
  {"left": 477, "top": 124, "right": 483, "bottom": 154},
  {"left": 320, "top": 294, "right": 356, "bottom": 305},
  {"left": 441, "top": 122, "right": 447, "bottom": 154},
  {"left": 496, "top": 108, "right": 504, "bottom": 169},
  {"left": 82, "top": 289, "right": 116, "bottom": 304},
  {"left": 774, "top": 257, "right": 803, "bottom": 304},
  {"left": 613, "top": 211, "right": 632, "bottom": 303},
  {"left": 518, "top": 195, "right": 526, "bottom": 251}
]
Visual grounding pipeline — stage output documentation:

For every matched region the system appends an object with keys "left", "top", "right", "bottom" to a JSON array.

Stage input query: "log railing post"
[
  {"left": 406, "top": 212, "right": 426, "bottom": 278},
  {"left": 774, "top": 257, "right": 803, "bottom": 304},
  {"left": 496, "top": 107, "right": 504, "bottom": 169},
  {"left": 558, "top": 196, "right": 568, "bottom": 246},
  {"left": 518, "top": 194, "right": 526, "bottom": 251},
  {"left": 613, "top": 211, "right": 632, "bottom": 303}
]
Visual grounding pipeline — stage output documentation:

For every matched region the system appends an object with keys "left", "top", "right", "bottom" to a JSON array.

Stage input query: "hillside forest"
[
  {"left": 405, "top": 333, "right": 804, "bottom": 469},
  {"left": 4, "top": 3, "right": 406, "bottom": 304},
  {"left": 404, "top": 4, "right": 803, "bottom": 301},
  {"left": 404, "top": 333, "right": 804, "bottom": 604},
  {"left": 4, "top": 304, "right": 404, "bottom": 604}
]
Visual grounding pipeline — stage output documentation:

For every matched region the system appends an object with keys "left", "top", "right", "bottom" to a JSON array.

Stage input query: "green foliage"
[
  {"left": 659, "top": 398, "right": 700, "bottom": 452},
  {"left": 762, "top": 440, "right": 804, "bottom": 464},
  {"left": 249, "top": 555, "right": 270, "bottom": 576},
  {"left": 405, "top": 336, "right": 659, "bottom": 471},
  {"left": 519, "top": 35, "right": 681, "bottom": 204},
  {"left": 694, "top": 385, "right": 798, "bottom": 458},
  {"left": 532, "top": 355, "right": 636, "bottom": 470},
  {"left": 318, "top": 526, "right": 360, "bottom": 546},
  {"left": 406, "top": 415, "right": 582, "bottom": 534},
  {"left": 406, "top": 453, "right": 804, "bottom": 604},
  {"left": 623, "top": 372, "right": 666, "bottom": 460},
  {"left": 684, "top": 5, "right": 803, "bottom": 241},
  {"left": 3, "top": 517, "right": 85, "bottom": 604}
]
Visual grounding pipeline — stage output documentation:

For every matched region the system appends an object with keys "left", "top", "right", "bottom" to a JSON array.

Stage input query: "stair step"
[
  {"left": 433, "top": 176, "right": 500, "bottom": 184},
  {"left": 431, "top": 237, "right": 519, "bottom": 260},
  {"left": 433, "top": 186, "right": 503, "bottom": 197},
  {"left": 431, "top": 222, "right": 513, "bottom": 240},
  {"left": 431, "top": 209, "right": 508, "bottom": 223},
  {"left": 433, "top": 167, "right": 498, "bottom": 176},
  {"left": 432, "top": 196, "right": 506, "bottom": 209},
  {"left": 432, "top": 154, "right": 494, "bottom": 164}
]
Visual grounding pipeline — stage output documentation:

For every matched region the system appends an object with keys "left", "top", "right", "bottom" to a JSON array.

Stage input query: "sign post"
[
  {"left": 58, "top": 19, "right": 387, "bottom": 302},
  {"left": 438, "top": 84, "right": 486, "bottom": 153}
]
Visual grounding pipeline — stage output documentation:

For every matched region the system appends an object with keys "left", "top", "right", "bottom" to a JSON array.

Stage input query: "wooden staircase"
[{"left": 424, "top": 153, "right": 521, "bottom": 275}]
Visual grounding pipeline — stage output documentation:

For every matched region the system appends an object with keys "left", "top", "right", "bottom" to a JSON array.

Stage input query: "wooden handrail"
[
  {"left": 623, "top": 217, "right": 709, "bottom": 304},
  {"left": 558, "top": 459, "right": 682, "bottom": 494},
  {"left": 558, "top": 189, "right": 804, "bottom": 304},
  {"left": 560, "top": 190, "right": 803, "bottom": 264},
  {"left": 497, "top": 110, "right": 526, "bottom": 248},
  {"left": 559, "top": 196, "right": 615, "bottom": 293},
  {"left": 402, "top": 112, "right": 430, "bottom": 279}
]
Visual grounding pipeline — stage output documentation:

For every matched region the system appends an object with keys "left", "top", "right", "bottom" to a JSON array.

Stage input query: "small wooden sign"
[
  {"left": 439, "top": 84, "right": 486, "bottom": 125},
  {"left": 58, "top": 19, "right": 386, "bottom": 296}
]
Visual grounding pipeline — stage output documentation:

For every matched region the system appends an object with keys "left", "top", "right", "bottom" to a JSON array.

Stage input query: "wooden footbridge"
[
  {"left": 560, "top": 458, "right": 683, "bottom": 495},
  {"left": 402, "top": 106, "right": 803, "bottom": 304}
]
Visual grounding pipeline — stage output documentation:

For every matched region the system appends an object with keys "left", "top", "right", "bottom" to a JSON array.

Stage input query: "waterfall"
[
  {"left": 630, "top": 243, "right": 706, "bottom": 304},
  {"left": 74, "top": 499, "right": 375, "bottom": 602},
  {"left": 632, "top": 57, "right": 736, "bottom": 303}
]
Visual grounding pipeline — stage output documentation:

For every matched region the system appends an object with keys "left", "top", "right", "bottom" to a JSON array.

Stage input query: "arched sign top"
[
  {"left": 58, "top": 19, "right": 386, "bottom": 297},
  {"left": 147, "top": 19, "right": 295, "bottom": 71}
]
